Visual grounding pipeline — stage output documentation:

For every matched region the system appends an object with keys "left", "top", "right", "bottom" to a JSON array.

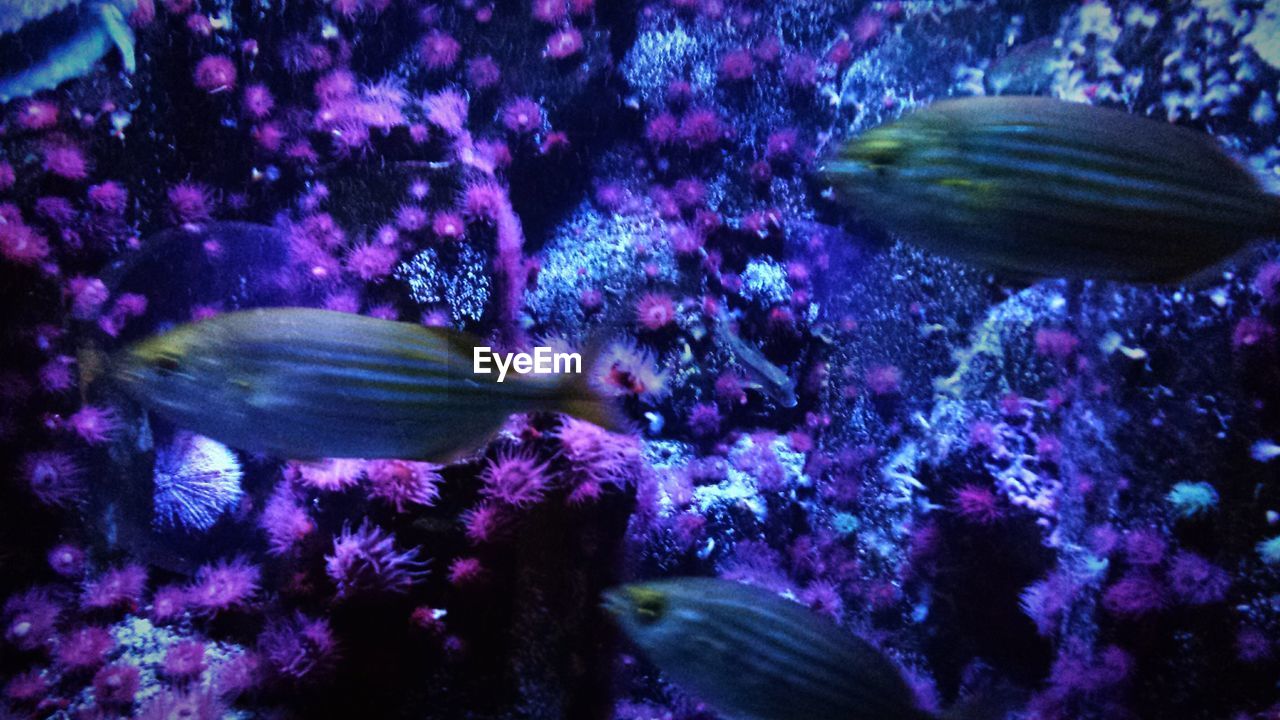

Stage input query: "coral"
[
  {"left": 152, "top": 433, "right": 244, "bottom": 531},
  {"left": 92, "top": 662, "right": 141, "bottom": 706}
]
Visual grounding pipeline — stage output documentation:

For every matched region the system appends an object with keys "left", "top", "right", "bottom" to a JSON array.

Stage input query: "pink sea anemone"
[
  {"left": 163, "top": 640, "right": 207, "bottom": 679},
  {"left": 545, "top": 27, "right": 584, "bottom": 59},
  {"left": 447, "top": 557, "right": 485, "bottom": 586},
  {"left": 500, "top": 97, "right": 544, "bottom": 134},
  {"left": 432, "top": 210, "right": 465, "bottom": 239},
  {"left": 0, "top": 222, "right": 50, "bottom": 266},
  {"left": 325, "top": 521, "right": 428, "bottom": 597},
  {"left": 950, "top": 484, "right": 1004, "bottom": 525},
  {"left": 21, "top": 450, "right": 83, "bottom": 507},
  {"left": 56, "top": 626, "right": 114, "bottom": 670},
  {"left": 242, "top": 83, "right": 275, "bottom": 119},
  {"left": 678, "top": 108, "right": 724, "bottom": 149},
  {"left": 167, "top": 182, "right": 214, "bottom": 225},
  {"left": 82, "top": 564, "right": 148, "bottom": 612},
  {"left": 467, "top": 56, "right": 502, "bottom": 89},
  {"left": 479, "top": 448, "right": 553, "bottom": 507},
  {"left": 460, "top": 503, "right": 508, "bottom": 544},
  {"left": 718, "top": 48, "right": 755, "bottom": 82},
  {"left": 257, "top": 481, "right": 312, "bottom": 556},
  {"left": 1101, "top": 572, "right": 1166, "bottom": 618},
  {"left": 149, "top": 585, "right": 188, "bottom": 624},
  {"left": 366, "top": 460, "right": 443, "bottom": 512},
  {"left": 419, "top": 31, "right": 461, "bottom": 71},
  {"left": 344, "top": 241, "right": 398, "bottom": 281},
  {"left": 42, "top": 141, "right": 89, "bottom": 180},
  {"left": 93, "top": 662, "right": 141, "bottom": 706},
  {"left": 65, "top": 405, "right": 122, "bottom": 444},
  {"left": 635, "top": 292, "right": 677, "bottom": 330},
  {"left": 186, "top": 556, "right": 259, "bottom": 615},
  {"left": 48, "top": 543, "right": 85, "bottom": 578},
  {"left": 193, "top": 54, "right": 237, "bottom": 93},
  {"left": 4, "top": 588, "right": 61, "bottom": 652},
  {"left": 258, "top": 612, "right": 339, "bottom": 684}
]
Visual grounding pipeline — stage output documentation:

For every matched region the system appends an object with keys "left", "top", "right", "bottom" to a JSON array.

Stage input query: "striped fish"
[
  {"left": 821, "top": 96, "right": 1280, "bottom": 283},
  {"left": 109, "top": 308, "right": 626, "bottom": 461},
  {"left": 0, "top": 0, "right": 137, "bottom": 103},
  {"left": 603, "top": 577, "right": 933, "bottom": 720}
]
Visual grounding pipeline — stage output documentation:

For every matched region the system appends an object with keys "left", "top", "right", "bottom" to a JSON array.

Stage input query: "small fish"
[
  {"left": 821, "top": 96, "right": 1280, "bottom": 283},
  {"left": 109, "top": 308, "right": 627, "bottom": 461},
  {"left": 714, "top": 310, "right": 797, "bottom": 408},
  {"left": 984, "top": 37, "right": 1062, "bottom": 96},
  {"left": 0, "top": 0, "right": 137, "bottom": 103},
  {"left": 603, "top": 577, "right": 932, "bottom": 720}
]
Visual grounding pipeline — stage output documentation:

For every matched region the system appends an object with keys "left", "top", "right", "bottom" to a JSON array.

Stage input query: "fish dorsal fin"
[{"left": 94, "top": 1, "right": 135, "bottom": 73}]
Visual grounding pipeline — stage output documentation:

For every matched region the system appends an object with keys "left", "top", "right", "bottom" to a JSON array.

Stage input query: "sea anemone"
[
  {"left": 82, "top": 564, "right": 148, "bottom": 612},
  {"left": 47, "top": 543, "right": 85, "bottom": 578},
  {"left": 419, "top": 31, "right": 461, "bottom": 71},
  {"left": 500, "top": 97, "right": 544, "bottom": 134},
  {"left": 55, "top": 626, "right": 114, "bottom": 670},
  {"left": 186, "top": 556, "right": 259, "bottom": 615},
  {"left": 162, "top": 640, "right": 207, "bottom": 679},
  {"left": 479, "top": 448, "right": 553, "bottom": 507},
  {"left": 21, "top": 450, "right": 82, "bottom": 507},
  {"left": 3, "top": 588, "right": 61, "bottom": 652},
  {"left": 93, "top": 662, "right": 141, "bottom": 706},
  {"left": 260, "top": 482, "right": 314, "bottom": 556},
  {"left": 167, "top": 182, "right": 214, "bottom": 225},
  {"left": 325, "top": 521, "right": 428, "bottom": 597},
  {"left": 259, "top": 612, "right": 339, "bottom": 684},
  {"left": 193, "top": 54, "right": 237, "bottom": 93},
  {"left": 366, "top": 460, "right": 443, "bottom": 513}
]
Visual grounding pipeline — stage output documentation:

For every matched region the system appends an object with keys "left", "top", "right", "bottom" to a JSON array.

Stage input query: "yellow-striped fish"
[
  {"left": 603, "top": 577, "right": 934, "bottom": 720},
  {"left": 821, "top": 96, "right": 1280, "bottom": 283},
  {"left": 109, "top": 308, "right": 626, "bottom": 461}
]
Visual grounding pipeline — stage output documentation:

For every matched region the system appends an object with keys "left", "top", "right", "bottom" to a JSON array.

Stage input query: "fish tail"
[{"left": 554, "top": 337, "right": 630, "bottom": 434}]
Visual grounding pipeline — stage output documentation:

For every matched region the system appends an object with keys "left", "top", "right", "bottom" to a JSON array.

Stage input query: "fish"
[
  {"left": 602, "top": 577, "right": 933, "bottom": 720},
  {"left": 820, "top": 96, "right": 1280, "bottom": 283},
  {"left": 714, "top": 309, "right": 797, "bottom": 408},
  {"left": 984, "top": 37, "right": 1062, "bottom": 96},
  {"left": 108, "top": 307, "right": 627, "bottom": 461},
  {"left": 0, "top": 0, "right": 137, "bottom": 103}
]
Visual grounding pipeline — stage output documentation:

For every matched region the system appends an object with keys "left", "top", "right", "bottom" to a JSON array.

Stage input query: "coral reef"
[{"left": 2, "top": 0, "right": 1280, "bottom": 719}]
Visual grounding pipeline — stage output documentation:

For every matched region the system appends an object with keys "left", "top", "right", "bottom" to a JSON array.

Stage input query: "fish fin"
[
  {"left": 96, "top": 2, "right": 136, "bottom": 73},
  {"left": 555, "top": 335, "right": 630, "bottom": 434}
]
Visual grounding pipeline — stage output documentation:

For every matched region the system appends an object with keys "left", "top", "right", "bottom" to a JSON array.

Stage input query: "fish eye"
[{"left": 630, "top": 589, "right": 667, "bottom": 625}]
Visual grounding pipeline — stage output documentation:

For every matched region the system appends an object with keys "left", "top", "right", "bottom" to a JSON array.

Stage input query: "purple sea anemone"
[{"left": 325, "top": 520, "right": 428, "bottom": 597}]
